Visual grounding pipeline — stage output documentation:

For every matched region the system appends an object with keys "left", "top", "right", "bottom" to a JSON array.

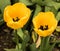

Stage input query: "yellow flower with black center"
[
  {"left": 4, "top": 3, "right": 31, "bottom": 29},
  {"left": 32, "top": 12, "right": 57, "bottom": 37}
]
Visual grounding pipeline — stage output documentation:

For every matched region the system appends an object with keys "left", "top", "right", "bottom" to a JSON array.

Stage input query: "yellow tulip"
[
  {"left": 32, "top": 12, "right": 57, "bottom": 37},
  {"left": 4, "top": 3, "right": 31, "bottom": 29}
]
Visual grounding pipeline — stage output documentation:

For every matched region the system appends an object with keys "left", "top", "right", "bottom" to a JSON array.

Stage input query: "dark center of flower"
[
  {"left": 39, "top": 25, "right": 48, "bottom": 30},
  {"left": 13, "top": 17, "right": 20, "bottom": 22}
]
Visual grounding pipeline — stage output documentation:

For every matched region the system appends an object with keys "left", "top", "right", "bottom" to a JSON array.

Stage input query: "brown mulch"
[{"left": 0, "top": 24, "right": 16, "bottom": 51}]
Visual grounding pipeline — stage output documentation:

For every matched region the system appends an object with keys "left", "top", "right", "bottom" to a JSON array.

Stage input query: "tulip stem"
[{"left": 14, "top": 30, "right": 19, "bottom": 51}]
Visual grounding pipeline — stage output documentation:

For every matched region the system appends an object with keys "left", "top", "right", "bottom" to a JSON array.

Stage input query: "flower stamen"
[
  {"left": 39, "top": 25, "right": 48, "bottom": 30},
  {"left": 13, "top": 17, "right": 20, "bottom": 22}
]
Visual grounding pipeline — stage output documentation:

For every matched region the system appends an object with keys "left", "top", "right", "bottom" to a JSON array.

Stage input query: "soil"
[{"left": 0, "top": 23, "right": 16, "bottom": 51}]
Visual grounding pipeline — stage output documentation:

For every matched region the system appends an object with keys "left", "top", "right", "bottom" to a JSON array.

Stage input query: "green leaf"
[
  {"left": 33, "top": 4, "right": 41, "bottom": 17},
  {"left": 45, "top": 6, "right": 57, "bottom": 15},
  {"left": 5, "top": 49, "right": 17, "bottom": 51},
  {"left": 38, "top": 37, "right": 46, "bottom": 51},
  {"left": 21, "top": 33, "right": 30, "bottom": 51},
  {"left": 45, "top": 6, "right": 51, "bottom": 12},
  {"left": 16, "top": 43, "right": 22, "bottom": 51},
  {"left": 30, "top": 43, "right": 37, "bottom": 51},
  {"left": 31, "top": 0, "right": 44, "bottom": 6},
  {"left": 56, "top": 26, "right": 60, "bottom": 32},
  {"left": 56, "top": 12, "right": 60, "bottom": 21},
  {"left": 17, "top": 29, "right": 24, "bottom": 40},
  {"left": 38, "top": 36, "right": 53, "bottom": 51},
  {"left": 48, "top": 43, "right": 56, "bottom": 51},
  {"left": 16, "top": 43, "right": 21, "bottom": 49},
  {"left": 5, "top": 44, "right": 22, "bottom": 51},
  {"left": 53, "top": 0, "right": 60, "bottom": 3},
  {"left": 0, "top": 19, "right": 4, "bottom": 26},
  {"left": 45, "top": 0, "right": 60, "bottom": 10},
  {"left": 45, "top": 36, "right": 51, "bottom": 50},
  {"left": 0, "top": 0, "right": 11, "bottom": 13},
  {"left": 19, "top": 0, "right": 33, "bottom": 5},
  {"left": 22, "top": 33, "right": 30, "bottom": 43}
]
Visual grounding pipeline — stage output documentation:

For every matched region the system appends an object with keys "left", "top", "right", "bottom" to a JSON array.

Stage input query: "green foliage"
[
  {"left": 33, "top": 4, "right": 41, "bottom": 17},
  {"left": 0, "top": 0, "right": 11, "bottom": 13},
  {"left": 19, "top": 0, "right": 33, "bottom": 6},
  {"left": 30, "top": 43, "right": 37, "bottom": 51},
  {"left": 45, "top": 0, "right": 60, "bottom": 10},
  {"left": 56, "top": 12, "right": 60, "bottom": 21},
  {"left": 0, "top": 0, "right": 11, "bottom": 26},
  {"left": 21, "top": 31, "right": 30, "bottom": 51},
  {"left": 45, "top": 6, "right": 57, "bottom": 15},
  {"left": 38, "top": 36, "right": 56, "bottom": 51},
  {"left": 31, "top": 0, "right": 42, "bottom": 5},
  {"left": 5, "top": 43, "right": 22, "bottom": 51},
  {"left": 17, "top": 29, "right": 24, "bottom": 40},
  {"left": 0, "top": 0, "right": 60, "bottom": 51}
]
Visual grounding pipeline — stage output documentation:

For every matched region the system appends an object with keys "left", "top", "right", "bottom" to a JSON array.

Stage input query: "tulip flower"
[
  {"left": 4, "top": 3, "right": 31, "bottom": 29},
  {"left": 32, "top": 12, "right": 57, "bottom": 37}
]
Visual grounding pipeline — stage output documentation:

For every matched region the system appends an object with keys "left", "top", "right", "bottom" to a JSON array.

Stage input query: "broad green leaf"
[
  {"left": 48, "top": 43, "right": 56, "bottom": 51},
  {"left": 45, "top": 6, "right": 51, "bottom": 12},
  {"left": 0, "top": 19, "right": 4, "bottom": 26},
  {"left": 45, "top": 0, "right": 60, "bottom": 10},
  {"left": 17, "top": 29, "right": 24, "bottom": 40},
  {"left": 44, "top": 36, "right": 51, "bottom": 51},
  {"left": 31, "top": 0, "right": 44, "bottom": 6},
  {"left": 0, "top": 0, "right": 11, "bottom": 13},
  {"left": 56, "top": 12, "right": 60, "bottom": 21},
  {"left": 5, "top": 44, "right": 22, "bottom": 51},
  {"left": 33, "top": 4, "right": 41, "bottom": 17},
  {"left": 16, "top": 43, "right": 21, "bottom": 49},
  {"left": 16, "top": 43, "right": 22, "bottom": 51},
  {"left": 21, "top": 34, "right": 30, "bottom": 51},
  {"left": 45, "top": 6, "right": 57, "bottom": 15},
  {"left": 38, "top": 37, "right": 45, "bottom": 51},
  {"left": 53, "top": 0, "right": 60, "bottom": 3},
  {"left": 5, "top": 49, "right": 17, "bottom": 51},
  {"left": 30, "top": 43, "right": 37, "bottom": 51},
  {"left": 22, "top": 33, "right": 30, "bottom": 43},
  {"left": 19, "top": 0, "right": 33, "bottom": 5},
  {"left": 38, "top": 37, "right": 53, "bottom": 51}
]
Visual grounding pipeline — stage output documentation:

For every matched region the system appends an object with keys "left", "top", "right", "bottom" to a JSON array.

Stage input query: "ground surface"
[{"left": 0, "top": 24, "right": 16, "bottom": 51}]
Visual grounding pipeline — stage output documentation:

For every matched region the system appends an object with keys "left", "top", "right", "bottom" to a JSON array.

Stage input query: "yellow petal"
[
  {"left": 4, "top": 3, "right": 31, "bottom": 29},
  {"left": 33, "top": 12, "right": 57, "bottom": 37}
]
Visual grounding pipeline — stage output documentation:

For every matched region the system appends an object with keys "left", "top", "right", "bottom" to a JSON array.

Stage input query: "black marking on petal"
[
  {"left": 13, "top": 17, "right": 20, "bottom": 22},
  {"left": 39, "top": 25, "right": 48, "bottom": 30}
]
